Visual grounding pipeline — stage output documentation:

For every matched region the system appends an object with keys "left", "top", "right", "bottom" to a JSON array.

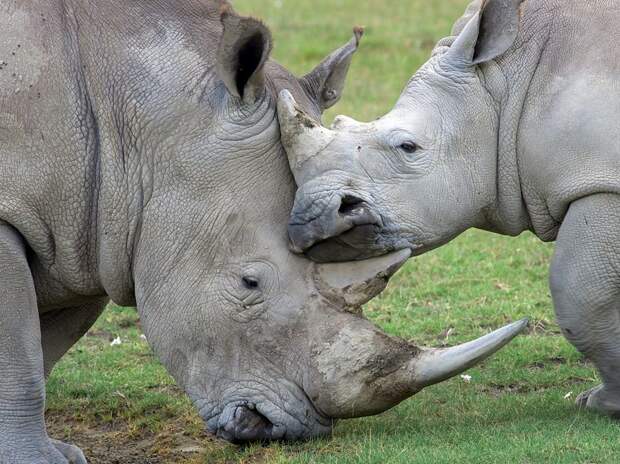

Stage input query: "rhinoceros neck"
[
  {"left": 58, "top": 0, "right": 139, "bottom": 306},
  {"left": 70, "top": 0, "right": 227, "bottom": 306},
  {"left": 478, "top": 0, "right": 552, "bottom": 238}
]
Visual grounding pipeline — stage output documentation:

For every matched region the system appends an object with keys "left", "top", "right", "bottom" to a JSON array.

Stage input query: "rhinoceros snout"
[{"left": 288, "top": 191, "right": 382, "bottom": 257}]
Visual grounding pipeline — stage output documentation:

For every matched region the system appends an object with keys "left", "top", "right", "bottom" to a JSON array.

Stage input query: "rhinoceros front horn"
[
  {"left": 309, "top": 251, "right": 528, "bottom": 418},
  {"left": 413, "top": 319, "right": 529, "bottom": 387},
  {"left": 311, "top": 313, "right": 529, "bottom": 419},
  {"left": 277, "top": 89, "right": 336, "bottom": 185}
]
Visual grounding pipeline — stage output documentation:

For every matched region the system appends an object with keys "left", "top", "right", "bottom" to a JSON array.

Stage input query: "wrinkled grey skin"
[
  {"left": 0, "top": 1, "right": 528, "bottom": 462},
  {"left": 281, "top": 0, "right": 620, "bottom": 418}
]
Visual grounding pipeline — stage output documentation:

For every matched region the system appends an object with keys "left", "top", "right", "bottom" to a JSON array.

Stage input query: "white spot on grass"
[
  {"left": 110, "top": 336, "right": 122, "bottom": 346},
  {"left": 564, "top": 391, "right": 573, "bottom": 400},
  {"left": 460, "top": 374, "right": 472, "bottom": 383}
]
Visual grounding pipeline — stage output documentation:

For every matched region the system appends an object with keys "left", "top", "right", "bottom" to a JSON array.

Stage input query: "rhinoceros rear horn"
[{"left": 314, "top": 249, "right": 411, "bottom": 308}]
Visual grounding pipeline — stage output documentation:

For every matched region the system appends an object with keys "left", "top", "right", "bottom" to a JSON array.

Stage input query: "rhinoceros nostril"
[{"left": 338, "top": 195, "right": 365, "bottom": 216}]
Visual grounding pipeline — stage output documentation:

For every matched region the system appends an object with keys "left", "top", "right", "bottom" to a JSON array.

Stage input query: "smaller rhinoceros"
[
  {"left": 278, "top": 0, "right": 620, "bottom": 418},
  {"left": 0, "top": 0, "right": 526, "bottom": 462}
]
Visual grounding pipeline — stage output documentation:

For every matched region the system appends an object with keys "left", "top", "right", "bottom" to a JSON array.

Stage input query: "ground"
[{"left": 46, "top": 0, "right": 620, "bottom": 462}]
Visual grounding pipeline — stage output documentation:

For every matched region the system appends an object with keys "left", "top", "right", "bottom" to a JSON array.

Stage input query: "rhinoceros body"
[
  {"left": 0, "top": 1, "right": 527, "bottom": 462},
  {"left": 280, "top": 0, "right": 620, "bottom": 418}
]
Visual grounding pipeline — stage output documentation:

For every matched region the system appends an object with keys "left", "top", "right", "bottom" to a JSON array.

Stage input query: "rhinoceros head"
[
  {"left": 279, "top": 0, "right": 523, "bottom": 262},
  {"left": 119, "top": 3, "right": 525, "bottom": 443}
]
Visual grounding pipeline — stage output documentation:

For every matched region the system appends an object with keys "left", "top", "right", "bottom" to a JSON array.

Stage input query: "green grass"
[{"left": 46, "top": 0, "right": 620, "bottom": 462}]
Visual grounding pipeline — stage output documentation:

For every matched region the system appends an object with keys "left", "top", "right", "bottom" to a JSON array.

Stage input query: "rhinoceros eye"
[
  {"left": 399, "top": 142, "right": 418, "bottom": 154},
  {"left": 242, "top": 276, "right": 260, "bottom": 290}
]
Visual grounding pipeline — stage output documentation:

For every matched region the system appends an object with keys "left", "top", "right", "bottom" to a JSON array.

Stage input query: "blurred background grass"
[{"left": 46, "top": 1, "right": 620, "bottom": 462}]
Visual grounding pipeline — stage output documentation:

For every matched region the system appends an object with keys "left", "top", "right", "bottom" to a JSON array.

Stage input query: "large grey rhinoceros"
[
  {"left": 278, "top": 0, "right": 620, "bottom": 418},
  {"left": 0, "top": 0, "right": 527, "bottom": 462}
]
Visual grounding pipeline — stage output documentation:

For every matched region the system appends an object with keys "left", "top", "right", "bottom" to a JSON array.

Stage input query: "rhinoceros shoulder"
[{"left": 516, "top": 0, "right": 620, "bottom": 239}]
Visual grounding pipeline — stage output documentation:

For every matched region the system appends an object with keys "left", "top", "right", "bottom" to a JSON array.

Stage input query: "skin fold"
[
  {"left": 280, "top": 0, "right": 620, "bottom": 418},
  {"left": 0, "top": 1, "right": 526, "bottom": 462}
]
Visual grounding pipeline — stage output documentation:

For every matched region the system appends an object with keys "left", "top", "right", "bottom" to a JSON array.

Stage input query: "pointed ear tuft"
[
  {"left": 302, "top": 27, "right": 364, "bottom": 112},
  {"left": 217, "top": 8, "right": 273, "bottom": 102},
  {"left": 219, "top": 3, "right": 232, "bottom": 17},
  {"left": 353, "top": 26, "right": 365, "bottom": 46}
]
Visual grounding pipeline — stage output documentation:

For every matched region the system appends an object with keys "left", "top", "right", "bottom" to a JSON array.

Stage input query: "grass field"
[{"left": 46, "top": 1, "right": 620, "bottom": 463}]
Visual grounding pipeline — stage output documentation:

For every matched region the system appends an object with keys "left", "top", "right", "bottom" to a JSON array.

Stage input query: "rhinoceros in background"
[
  {"left": 279, "top": 0, "right": 620, "bottom": 418},
  {"left": 0, "top": 0, "right": 528, "bottom": 462}
]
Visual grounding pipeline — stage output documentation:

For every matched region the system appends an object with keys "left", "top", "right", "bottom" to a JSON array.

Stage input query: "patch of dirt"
[
  {"left": 527, "top": 356, "right": 592, "bottom": 370},
  {"left": 85, "top": 329, "right": 115, "bottom": 341},
  {"left": 46, "top": 414, "right": 212, "bottom": 464},
  {"left": 479, "top": 377, "right": 593, "bottom": 397}
]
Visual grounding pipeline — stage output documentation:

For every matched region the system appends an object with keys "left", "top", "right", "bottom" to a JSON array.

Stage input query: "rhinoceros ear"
[
  {"left": 446, "top": 0, "right": 521, "bottom": 67},
  {"left": 217, "top": 6, "right": 273, "bottom": 102},
  {"left": 301, "top": 27, "right": 364, "bottom": 112}
]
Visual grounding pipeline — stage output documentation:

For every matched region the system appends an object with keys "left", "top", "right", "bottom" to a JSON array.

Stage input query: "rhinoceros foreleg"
[
  {"left": 0, "top": 222, "right": 78, "bottom": 464},
  {"left": 550, "top": 193, "right": 620, "bottom": 417},
  {"left": 41, "top": 299, "right": 107, "bottom": 378}
]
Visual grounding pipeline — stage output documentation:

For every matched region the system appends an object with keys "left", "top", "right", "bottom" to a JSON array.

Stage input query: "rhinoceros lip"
[
  {"left": 201, "top": 387, "right": 333, "bottom": 443},
  {"left": 214, "top": 403, "right": 283, "bottom": 443},
  {"left": 302, "top": 225, "right": 391, "bottom": 263}
]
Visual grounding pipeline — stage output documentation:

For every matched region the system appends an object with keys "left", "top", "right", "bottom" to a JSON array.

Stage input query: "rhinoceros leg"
[
  {"left": 37, "top": 303, "right": 106, "bottom": 463},
  {"left": 41, "top": 299, "right": 107, "bottom": 378},
  {"left": 0, "top": 222, "right": 74, "bottom": 463},
  {"left": 39, "top": 304, "right": 107, "bottom": 464},
  {"left": 550, "top": 193, "right": 620, "bottom": 417}
]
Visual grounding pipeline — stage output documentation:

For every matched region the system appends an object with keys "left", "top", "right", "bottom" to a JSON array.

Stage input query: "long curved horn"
[
  {"left": 310, "top": 316, "right": 528, "bottom": 418},
  {"left": 414, "top": 318, "right": 528, "bottom": 387}
]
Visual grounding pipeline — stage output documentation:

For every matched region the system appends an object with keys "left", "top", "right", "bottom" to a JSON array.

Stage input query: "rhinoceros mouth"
[
  {"left": 214, "top": 403, "right": 283, "bottom": 443},
  {"left": 211, "top": 402, "right": 332, "bottom": 443},
  {"left": 198, "top": 384, "right": 333, "bottom": 443},
  {"left": 297, "top": 222, "right": 419, "bottom": 264},
  {"left": 298, "top": 217, "right": 433, "bottom": 263}
]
